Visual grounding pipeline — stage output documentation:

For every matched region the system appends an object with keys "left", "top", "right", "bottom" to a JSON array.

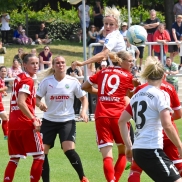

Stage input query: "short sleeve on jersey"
[
  {"left": 74, "top": 80, "right": 86, "bottom": 99},
  {"left": 19, "top": 78, "right": 33, "bottom": 95},
  {"left": 157, "top": 91, "right": 173, "bottom": 114},
  {"left": 88, "top": 72, "right": 98, "bottom": 85},
  {"left": 36, "top": 79, "right": 47, "bottom": 97},
  {"left": 104, "top": 34, "right": 117, "bottom": 51}
]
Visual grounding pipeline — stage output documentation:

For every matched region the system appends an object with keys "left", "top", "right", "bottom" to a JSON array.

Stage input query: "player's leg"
[
  {"left": 133, "top": 148, "right": 181, "bottom": 182},
  {"left": 40, "top": 118, "right": 58, "bottom": 182},
  {"left": 0, "top": 111, "right": 9, "bottom": 139},
  {"left": 128, "top": 160, "right": 142, "bottom": 182},
  {"left": 4, "top": 158, "right": 20, "bottom": 182},
  {"left": 61, "top": 120, "right": 89, "bottom": 182}
]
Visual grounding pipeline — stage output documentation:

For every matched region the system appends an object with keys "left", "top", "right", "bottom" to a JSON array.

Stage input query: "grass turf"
[{"left": 0, "top": 119, "right": 182, "bottom": 181}]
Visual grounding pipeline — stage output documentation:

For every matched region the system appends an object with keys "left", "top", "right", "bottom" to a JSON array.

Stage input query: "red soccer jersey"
[
  {"left": 88, "top": 66, "right": 134, "bottom": 119},
  {"left": 9, "top": 72, "right": 36, "bottom": 130}
]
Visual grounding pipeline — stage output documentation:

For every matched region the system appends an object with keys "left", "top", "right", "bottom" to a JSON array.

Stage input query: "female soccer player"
[
  {"left": 36, "top": 56, "right": 89, "bottom": 182},
  {"left": 119, "top": 57, "right": 182, "bottom": 182},
  {"left": 81, "top": 50, "right": 135, "bottom": 182},
  {"left": 0, "top": 66, "right": 9, "bottom": 139},
  {"left": 74, "top": 6, "right": 126, "bottom": 67},
  {"left": 3, "top": 54, "right": 44, "bottom": 182}
]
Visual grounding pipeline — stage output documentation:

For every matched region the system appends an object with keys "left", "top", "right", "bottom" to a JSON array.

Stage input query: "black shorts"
[
  {"left": 137, "top": 46, "right": 144, "bottom": 59},
  {"left": 133, "top": 149, "right": 181, "bottom": 182},
  {"left": 168, "top": 45, "right": 179, "bottom": 53},
  {"left": 41, "top": 118, "right": 76, "bottom": 148}
]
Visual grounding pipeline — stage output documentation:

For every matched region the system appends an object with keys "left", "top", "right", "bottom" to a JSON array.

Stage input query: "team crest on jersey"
[
  {"left": 22, "top": 84, "right": 29, "bottom": 91},
  {"left": 65, "top": 84, "right": 69, "bottom": 89},
  {"left": 105, "top": 39, "right": 109, "bottom": 44}
]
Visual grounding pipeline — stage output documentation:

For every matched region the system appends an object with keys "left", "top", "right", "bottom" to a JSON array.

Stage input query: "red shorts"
[
  {"left": 8, "top": 129, "right": 44, "bottom": 158},
  {"left": 0, "top": 103, "right": 4, "bottom": 112},
  {"left": 95, "top": 117, "right": 130, "bottom": 148}
]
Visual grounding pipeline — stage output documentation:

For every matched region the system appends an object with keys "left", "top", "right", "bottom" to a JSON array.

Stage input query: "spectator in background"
[
  {"left": 144, "top": 9, "right": 160, "bottom": 55},
  {"left": 96, "top": 60, "right": 108, "bottom": 73},
  {"left": 87, "top": 25, "right": 98, "bottom": 46},
  {"left": 0, "top": 41, "right": 6, "bottom": 54},
  {"left": 39, "top": 46, "right": 52, "bottom": 70},
  {"left": 7, "top": 59, "right": 22, "bottom": 87},
  {"left": 169, "top": 15, "right": 182, "bottom": 63},
  {"left": 137, "top": 44, "right": 145, "bottom": 72},
  {"left": 12, "top": 25, "right": 23, "bottom": 44},
  {"left": 93, "top": 0, "right": 103, "bottom": 31},
  {"left": 164, "top": 57, "right": 179, "bottom": 92},
  {"left": 14, "top": 48, "right": 24, "bottom": 66},
  {"left": 120, "top": 22, "right": 128, "bottom": 42},
  {"left": 35, "top": 22, "right": 51, "bottom": 44},
  {"left": 66, "top": 62, "right": 83, "bottom": 115},
  {"left": 78, "top": 0, "right": 90, "bottom": 30},
  {"left": 19, "top": 29, "right": 32, "bottom": 45},
  {"left": 30, "top": 48, "right": 37, "bottom": 56},
  {"left": 0, "top": 12, "right": 10, "bottom": 44},
  {"left": 173, "top": 0, "right": 182, "bottom": 17},
  {"left": 153, "top": 23, "right": 171, "bottom": 65}
]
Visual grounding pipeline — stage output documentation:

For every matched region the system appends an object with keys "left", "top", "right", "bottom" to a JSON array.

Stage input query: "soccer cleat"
[
  {"left": 125, "top": 162, "right": 131, "bottom": 170},
  {"left": 4, "top": 136, "right": 8, "bottom": 140},
  {"left": 80, "top": 176, "right": 89, "bottom": 182}
]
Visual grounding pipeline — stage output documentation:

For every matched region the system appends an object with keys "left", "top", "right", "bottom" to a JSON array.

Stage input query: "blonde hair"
[
  {"left": 108, "top": 51, "right": 132, "bottom": 65},
  {"left": 141, "top": 56, "right": 165, "bottom": 80},
  {"left": 104, "top": 6, "right": 121, "bottom": 27},
  {"left": 37, "top": 56, "right": 65, "bottom": 81}
]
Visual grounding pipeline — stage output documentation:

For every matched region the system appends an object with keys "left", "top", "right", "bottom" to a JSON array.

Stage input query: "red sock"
[
  {"left": 114, "top": 154, "right": 127, "bottom": 182},
  {"left": 4, "top": 160, "right": 18, "bottom": 182},
  {"left": 128, "top": 172, "right": 141, "bottom": 182},
  {"left": 2, "top": 120, "right": 8, "bottom": 136},
  {"left": 103, "top": 157, "right": 115, "bottom": 182},
  {"left": 30, "top": 158, "right": 44, "bottom": 182}
]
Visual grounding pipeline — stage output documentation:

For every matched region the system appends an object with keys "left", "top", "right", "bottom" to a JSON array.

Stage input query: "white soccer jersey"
[
  {"left": 127, "top": 85, "right": 172, "bottom": 149},
  {"left": 36, "top": 75, "right": 86, "bottom": 122},
  {"left": 104, "top": 30, "right": 126, "bottom": 65}
]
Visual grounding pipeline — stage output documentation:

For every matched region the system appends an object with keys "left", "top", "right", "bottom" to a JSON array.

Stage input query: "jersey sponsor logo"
[
  {"left": 50, "top": 95, "right": 69, "bottom": 100},
  {"left": 99, "top": 96, "right": 120, "bottom": 102},
  {"left": 65, "top": 84, "right": 69, "bottom": 89},
  {"left": 11, "top": 106, "right": 20, "bottom": 112},
  {"left": 105, "top": 39, "right": 109, "bottom": 44},
  {"left": 22, "top": 84, "right": 30, "bottom": 91}
]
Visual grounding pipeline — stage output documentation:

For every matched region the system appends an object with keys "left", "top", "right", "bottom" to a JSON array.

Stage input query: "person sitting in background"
[
  {"left": 0, "top": 41, "right": 6, "bottom": 54},
  {"left": 87, "top": 25, "right": 98, "bottom": 46},
  {"left": 93, "top": 29, "right": 106, "bottom": 69},
  {"left": 12, "top": 25, "right": 23, "bottom": 44},
  {"left": 164, "top": 57, "right": 179, "bottom": 92},
  {"left": 13, "top": 48, "right": 23, "bottom": 66},
  {"left": 153, "top": 23, "right": 171, "bottom": 65},
  {"left": 19, "top": 29, "right": 32, "bottom": 45},
  {"left": 7, "top": 59, "right": 22, "bottom": 87},
  {"left": 39, "top": 46, "right": 52, "bottom": 70},
  {"left": 120, "top": 22, "right": 128, "bottom": 41},
  {"left": 35, "top": 22, "right": 51, "bottom": 44},
  {"left": 30, "top": 48, "right": 37, "bottom": 56}
]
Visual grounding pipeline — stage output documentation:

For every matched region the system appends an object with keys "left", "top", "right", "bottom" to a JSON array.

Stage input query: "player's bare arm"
[
  {"left": 172, "top": 108, "right": 182, "bottom": 120},
  {"left": 81, "top": 81, "right": 98, "bottom": 94},
  {"left": 36, "top": 95, "right": 47, "bottom": 112},
  {"left": 79, "top": 96, "right": 88, "bottom": 123},
  {"left": 73, "top": 48, "right": 110, "bottom": 67}
]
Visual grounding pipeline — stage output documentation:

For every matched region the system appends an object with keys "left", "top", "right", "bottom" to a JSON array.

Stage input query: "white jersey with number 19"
[{"left": 126, "top": 85, "right": 173, "bottom": 149}]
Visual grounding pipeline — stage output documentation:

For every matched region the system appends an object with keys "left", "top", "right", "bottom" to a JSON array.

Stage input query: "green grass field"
[{"left": 0, "top": 120, "right": 182, "bottom": 182}]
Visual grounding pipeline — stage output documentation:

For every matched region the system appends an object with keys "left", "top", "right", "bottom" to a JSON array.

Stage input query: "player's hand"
[
  {"left": 125, "top": 147, "right": 133, "bottom": 162},
  {"left": 3, "top": 86, "right": 8, "bottom": 91},
  {"left": 132, "top": 78, "right": 141, "bottom": 87},
  {"left": 79, "top": 111, "right": 89, "bottom": 123},
  {"left": 3, "top": 91, "right": 7, "bottom": 96},
  {"left": 38, "top": 102, "right": 47, "bottom": 112},
  {"left": 73, "top": 61, "right": 84, "bottom": 67},
  {"left": 33, "top": 118, "right": 42, "bottom": 132}
]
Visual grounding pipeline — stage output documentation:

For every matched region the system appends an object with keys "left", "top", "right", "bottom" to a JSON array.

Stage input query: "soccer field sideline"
[{"left": 0, "top": 120, "right": 182, "bottom": 181}]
